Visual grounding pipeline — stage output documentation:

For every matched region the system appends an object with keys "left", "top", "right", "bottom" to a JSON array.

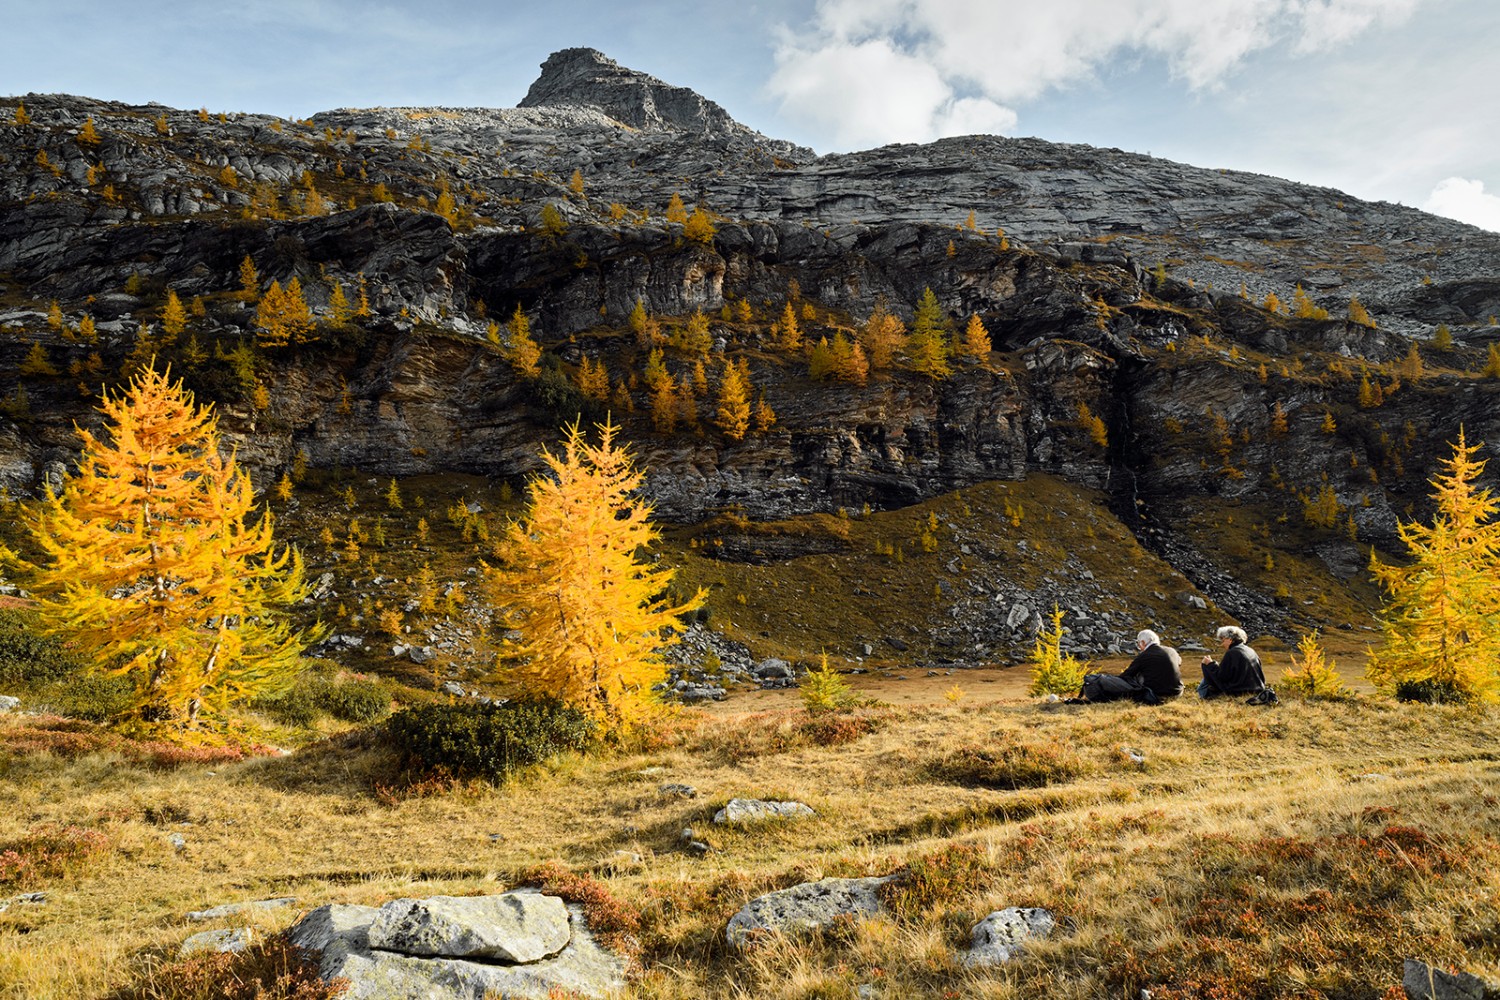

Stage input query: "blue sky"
[{"left": 5, "top": 0, "right": 1497, "bottom": 230}]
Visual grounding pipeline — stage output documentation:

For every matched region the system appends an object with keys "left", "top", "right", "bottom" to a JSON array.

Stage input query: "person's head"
[
  {"left": 1136, "top": 629, "right": 1161, "bottom": 650},
  {"left": 1215, "top": 625, "right": 1247, "bottom": 647}
]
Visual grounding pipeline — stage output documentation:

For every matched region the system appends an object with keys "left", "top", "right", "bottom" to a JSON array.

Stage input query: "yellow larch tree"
[
  {"left": 1367, "top": 429, "right": 1500, "bottom": 703},
  {"left": 859, "top": 299, "right": 905, "bottom": 370},
  {"left": 506, "top": 304, "right": 541, "bottom": 378},
  {"left": 665, "top": 193, "right": 688, "bottom": 223},
  {"left": 906, "top": 287, "right": 952, "bottom": 379},
  {"left": 771, "top": 301, "right": 802, "bottom": 352},
  {"left": 830, "top": 332, "right": 869, "bottom": 385},
  {"left": 957, "top": 314, "right": 992, "bottom": 361},
  {"left": 715, "top": 357, "right": 751, "bottom": 441},
  {"left": 237, "top": 255, "right": 259, "bottom": 302},
  {"left": 576, "top": 356, "right": 611, "bottom": 402},
  {"left": 255, "top": 278, "right": 313, "bottom": 347},
  {"left": 161, "top": 288, "right": 187, "bottom": 338},
  {"left": 8, "top": 365, "right": 315, "bottom": 735},
  {"left": 78, "top": 116, "right": 100, "bottom": 145},
  {"left": 682, "top": 207, "right": 716, "bottom": 245},
  {"left": 485, "top": 419, "right": 704, "bottom": 732}
]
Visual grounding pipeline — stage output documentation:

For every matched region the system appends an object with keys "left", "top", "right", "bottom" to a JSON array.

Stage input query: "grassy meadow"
[{"left": 1, "top": 687, "right": 1496, "bottom": 999}]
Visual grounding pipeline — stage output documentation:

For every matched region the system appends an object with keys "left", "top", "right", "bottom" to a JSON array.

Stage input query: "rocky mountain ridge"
[{"left": 3, "top": 47, "right": 1500, "bottom": 643}]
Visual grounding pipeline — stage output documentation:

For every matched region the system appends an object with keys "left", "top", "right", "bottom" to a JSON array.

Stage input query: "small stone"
[
  {"left": 179, "top": 927, "right": 254, "bottom": 957},
  {"left": 714, "top": 798, "right": 815, "bottom": 824},
  {"left": 0, "top": 695, "right": 19, "bottom": 713},
  {"left": 1402, "top": 958, "right": 1491, "bottom": 1000},
  {"left": 659, "top": 783, "right": 697, "bottom": 798},
  {"left": 188, "top": 897, "right": 296, "bottom": 921},
  {"left": 1120, "top": 746, "right": 1146, "bottom": 764},
  {"left": 963, "top": 907, "right": 1056, "bottom": 966},
  {"left": 168, "top": 833, "right": 187, "bottom": 852}
]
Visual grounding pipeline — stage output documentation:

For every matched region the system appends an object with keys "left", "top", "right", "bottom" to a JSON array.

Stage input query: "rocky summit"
[{"left": 2, "top": 48, "right": 1499, "bottom": 642}]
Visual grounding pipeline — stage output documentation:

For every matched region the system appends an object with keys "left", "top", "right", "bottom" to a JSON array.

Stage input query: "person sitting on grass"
[
  {"left": 1198, "top": 625, "right": 1270, "bottom": 700},
  {"left": 1072, "top": 629, "right": 1183, "bottom": 704}
]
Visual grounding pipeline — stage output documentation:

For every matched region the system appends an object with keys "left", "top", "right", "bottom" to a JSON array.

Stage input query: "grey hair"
[
  {"left": 1216, "top": 625, "right": 1247, "bottom": 643},
  {"left": 1136, "top": 629, "right": 1161, "bottom": 647}
]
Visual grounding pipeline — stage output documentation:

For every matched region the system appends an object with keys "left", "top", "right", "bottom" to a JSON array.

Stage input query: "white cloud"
[
  {"left": 770, "top": 0, "right": 1427, "bottom": 150},
  {"left": 1423, "top": 177, "right": 1500, "bottom": 233}
]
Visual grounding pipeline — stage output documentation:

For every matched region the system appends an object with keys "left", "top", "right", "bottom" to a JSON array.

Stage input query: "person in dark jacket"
[
  {"left": 1073, "top": 629, "right": 1182, "bottom": 703},
  {"left": 1198, "top": 625, "right": 1267, "bottom": 698},
  {"left": 1121, "top": 629, "right": 1184, "bottom": 699}
]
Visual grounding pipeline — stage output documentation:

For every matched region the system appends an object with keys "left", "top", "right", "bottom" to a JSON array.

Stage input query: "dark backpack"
[{"left": 1245, "top": 687, "right": 1279, "bottom": 707}]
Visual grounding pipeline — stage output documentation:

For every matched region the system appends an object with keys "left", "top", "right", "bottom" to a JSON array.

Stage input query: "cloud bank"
[
  {"left": 770, "top": 0, "right": 1425, "bottom": 150},
  {"left": 1423, "top": 177, "right": 1500, "bottom": 233}
]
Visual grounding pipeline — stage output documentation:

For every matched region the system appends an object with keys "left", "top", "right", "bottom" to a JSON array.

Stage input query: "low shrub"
[
  {"left": 1394, "top": 679, "right": 1471, "bottom": 705},
  {"left": 254, "top": 676, "right": 391, "bottom": 727},
  {"left": 0, "top": 823, "right": 112, "bottom": 890},
  {"left": 927, "top": 741, "right": 1086, "bottom": 790},
  {"left": 318, "top": 677, "right": 391, "bottom": 723},
  {"left": 800, "top": 653, "right": 857, "bottom": 713},
  {"left": 386, "top": 699, "right": 595, "bottom": 783},
  {"left": 0, "top": 607, "right": 82, "bottom": 684},
  {"left": 103, "top": 936, "right": 347, "bottom": 1000},
  {"left": 878, "top": 842, "right": 992, "bottom": 922},
  {"left": 51, "top": 671, "right": 135, "bottom": 721},
  {"left": 522, "top": 860, "right": 642, "bottom": 955}
]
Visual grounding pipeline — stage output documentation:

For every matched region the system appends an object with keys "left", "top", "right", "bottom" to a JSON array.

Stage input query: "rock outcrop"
[
  {"left": 287, "top": 892, "right": 626, "bottom": 1000},
  {"left": 725, "top": 876, "right": 894, "bottom": 949}
]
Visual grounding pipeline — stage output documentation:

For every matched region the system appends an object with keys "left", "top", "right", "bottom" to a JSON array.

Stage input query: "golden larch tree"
[
  {"left": 715, "top": 357, "right": 752, "bottom": 441},
  {"left": 486, "top": 419, "right": 703, "bottom": 731},
  {"left": 683, "top": 207, "right": 716, "bottom": 245},
  {"left": 771, "top": 302, "right": 802, "bottom": 351},
  {"left": 161, "top": 288, "right": 187, "bottom": 338},
  {"left": 906, "top": 287, "right": 952, "bottom": 379},
  {"left": 665, "top": 193, "right": 688, "bottom": 223},
  {"left": 958, "top": 314, "right": 992, "bottom": 360},
  {"left": 507, "top": 304, "right": 541, "bottom": 378},
  {"left": 1367, "top": 429, "right": 1500, "bottom": 703},
  {"left": 9, "top": 365, "right": 316, "bottom": 734}
]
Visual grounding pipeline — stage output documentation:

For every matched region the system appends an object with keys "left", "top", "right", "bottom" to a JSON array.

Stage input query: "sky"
[{"left": 4, "top": 0, "right": 1498, "bottom": 232}]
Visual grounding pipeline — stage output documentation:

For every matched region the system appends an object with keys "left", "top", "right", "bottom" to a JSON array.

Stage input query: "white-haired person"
[
  {"left": 1071, "top": 629, "right": 1183, "bottom": 704},
  {"left": 1198, "top": 625, "right": 1269, "bottom": 700}
]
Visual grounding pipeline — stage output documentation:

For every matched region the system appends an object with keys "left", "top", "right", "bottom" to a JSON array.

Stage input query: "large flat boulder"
[
  {"left": 725, "top": 876, "right": 893, "bottom": 949},
  {"left": 287, "top": 894, "right": 625, "bottom": 1000},
  {"left": 367, "top": 893, "right": 570, "bottom": 963}
]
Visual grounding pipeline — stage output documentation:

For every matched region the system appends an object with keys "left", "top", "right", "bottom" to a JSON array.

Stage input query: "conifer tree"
[
  {"left": 77, "top": 315, "right": 98, "bottom": 343},
  {"left": 683, "top": 208, "right": 715, "bottom": 245},
  {"left": 859, "top": 300, "right": 905, "bottom": 370},
  {"left": 539, "top": 203, "right": 567, "bottom": 237},
  {"left": 1263, "top": 291, "right": 1284, "bottom": 315},
  {"left": 19, "top": 342, "right": 58, "bottom": 377},
  {"left": 568, "top": 168, "right": 584, "bottom": 195},
  {"left": 1367, "top": 429, "right": 1500, "bottom": 703},
  {"left": 255, "top": 279, "right": 313, "bottom": 347},
  {"left": 830, "top": 332, "right": 869, "bottom": 385},
  {"left": 649, "top": 379, "right": 677, "bottom": 433},
  {"left": 1348, "top": 295, "right": 1374, "bottom": 327},
  {"left": 486, "top": 420, "right": 703, "bottom": 732},
  {"left": 47, "top": 300, "right": 63, "bottom": 331},
  {"left": 808, "top": 337, "right": 834, "bottom": 379},
  {"left": 673, "top": 310, "right": 712, "bottom": 356},
  {"left": 238, "top": 255, "right": 259, "bottom": 302},
  {"left": 506, "top": 304, "right": 541, "bottom": 378},
  {"left": 771, "top": 301, "right": 802, "bottom": 351},
  {"left": 642, "top": 347, "right": 671, "bottom": 395},
  {"left": 78, "top": 116, "right": 100, "bottom": 145},
  {"left": 753, "top": 392, "right": 777, "bottom": 432},
  {"left": 1483, "top": 343, "right": 1500, "bottom": 379},
  {"left": 957, "top": 314, "right": 992, "bottom": 360},
  {"left": 1433, "top": 323, "right": 1453, "bottom": 351},
  {"left": 12, "top": 102, "right": 30, "bottom": 126},
  {"left": 906, "top": 287, "right": 952, "bottom": 379},
  {"left": 327, "top": 281, "right": 352, "bottom": 327},
  {"left": 715, "top": 357, "right": 751, "bottom": 441},
  {"left": 665, "top": 193, "right": 688, "bottom": 223},
  {"left": 384, "top": 478, "right": 403, "bottom": 510},
  {"left": 161, "top": 289, "right": 187, "bottom": 338},
  {"left": 8, "top": 365, "right": 315, "bottom": 733},
  {"left": 576, "top": 356, "right": 611, "bottom": 402},
  {"left": 1270, "top": 400, "right": 1289, "bottom": 436}
]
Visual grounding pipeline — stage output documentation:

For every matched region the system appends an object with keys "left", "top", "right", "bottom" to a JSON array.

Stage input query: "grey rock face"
[
  {"left": 725, "top": 876, "right": 894, "bottom": 949},
  {"left": 287, "top": 896, "right": 626, "bottom": 1000},
  {"left": 366, "top": 893, "right": 570, "bottom": 963},
  {"left": 962, "top": 907, "right": 1056, "bottom": 967},
  {"left": 1402, "top": 959, "right": 1493, "bottom": 1000},
  {"left": 713, "top": 798, "right": 815, "bottom": 824}
]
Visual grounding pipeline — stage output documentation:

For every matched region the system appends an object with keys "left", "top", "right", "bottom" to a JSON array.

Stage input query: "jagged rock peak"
[{"left": 519, "top": 47, "right": 748, "bottom": 136}]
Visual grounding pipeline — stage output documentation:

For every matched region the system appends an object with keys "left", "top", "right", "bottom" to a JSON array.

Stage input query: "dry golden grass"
[{"left": 1, "top": 692, "right": 1496, "bottom": 999}]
